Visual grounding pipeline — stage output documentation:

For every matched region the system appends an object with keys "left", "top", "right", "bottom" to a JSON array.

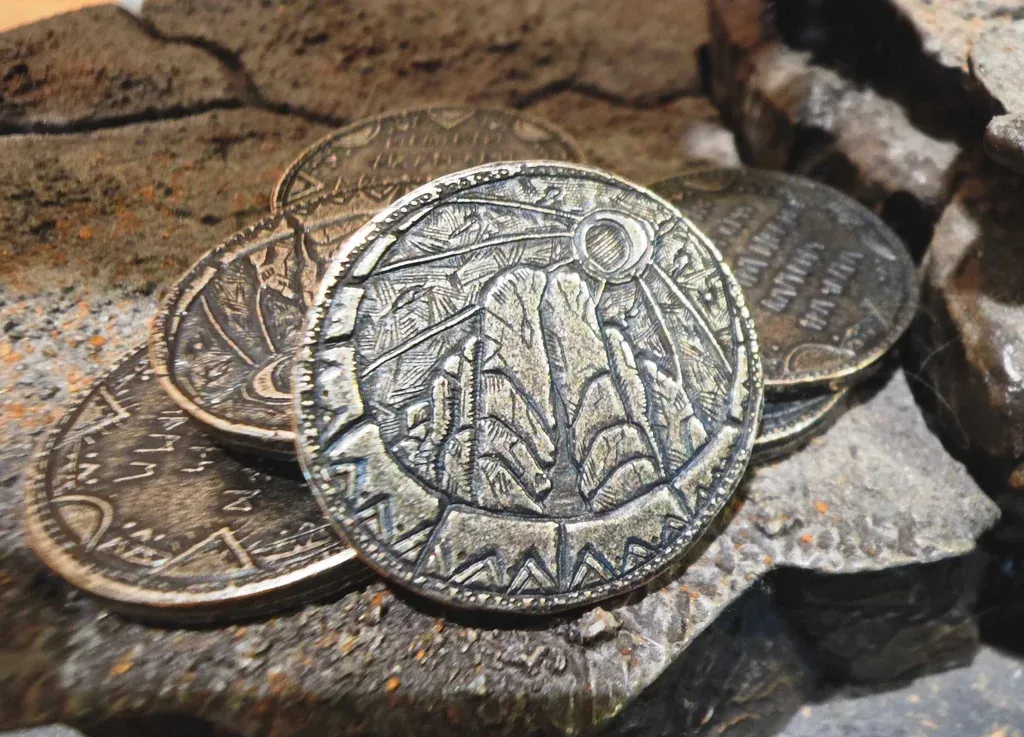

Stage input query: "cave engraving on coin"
[
  {"left": 24, "top": 349, "right": 360, "bottom": 622},
  {"left": 754, "top": 389, "right": 848, "bottom": 464},
  {"left": 296, "top": 162, "right": 762, "bottom": 613},
  {"left": 652, "top": 168, "right": 918, "bottom": 392},
  {"left": 272, "top": 105, "right": 586, "bottom": 210},
  {"left": 152, "top": 184, "right": 419, "bottom": 456}
]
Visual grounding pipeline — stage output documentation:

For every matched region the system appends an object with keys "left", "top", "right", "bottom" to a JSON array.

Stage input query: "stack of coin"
[
  {"left": 24, "top": 106, "right": 916, "bottom": 621},
  {"left": 651, "top": 168, "right": 919, "bottom": 463}
]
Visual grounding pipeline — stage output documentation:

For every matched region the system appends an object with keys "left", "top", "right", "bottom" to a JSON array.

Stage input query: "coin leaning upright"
[
  {"left": 152, "top": 183, "right": 421, "bottom": 457},
  {"left": 272, "top": 105, "right": 586, "bottom": 210},
  {"left": 294, "top": 162, "right": 763, "bottom": 614},
  {"left": 652, "top": 168, "right": 918, "bottom": 393},
  {"left": 24, "top": 348, "right": 361, "bottom": 623}
]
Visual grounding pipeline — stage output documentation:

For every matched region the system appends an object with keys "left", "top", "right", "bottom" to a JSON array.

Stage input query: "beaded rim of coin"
[
  {"left": 271, "top": 104, "right": 588, "bottom": 210},
  {"left": 294, "top": 161, "right": 763, "bottom": 614},
  {"left": 651, "top": 167, "right": 919, "bottom": 393},
  {"left": 23, "top": 348, "right": 361, "bottom": 621},
  {"left": 753, "top": 388, "right": 848, "bottom": 464},
  {"left": 151, "top": 184, "right": 421, "bottom": 457}
]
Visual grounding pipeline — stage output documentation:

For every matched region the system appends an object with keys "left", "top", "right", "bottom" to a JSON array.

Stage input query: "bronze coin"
[
  {"left": 752, "top": 388, "right": 848, "bottom": 464},
  {"left": 651, "top": 168, "right": 918, "bottom": 393},
  {"left": 152, "top": 184, "right": 420, "bottom": 457},
  {"left": 295, "top": 162, "right": 763, "bottom": 614},
  {"left": 272, "top": 105, "right": 586, "bottom": 210},
  {"left": 24, "top": 348, "right": 362, "bottom": 623}
]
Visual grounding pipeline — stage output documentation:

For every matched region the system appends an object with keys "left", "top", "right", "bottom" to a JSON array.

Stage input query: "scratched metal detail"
[
  {"left": 23, "top": 348, "right": 361, "bottom": 623},
  {"left": 272, "top": 105, "right": 586, "bottom": 210},
  {"left": 295, "top": 162, "right": 763, "bottom": 614},
  {"left": 152, "top": 184, "right": 420, "bottom": 457},
  {"left": 652, "top": 168, "right": 918, "bottom": 393}
]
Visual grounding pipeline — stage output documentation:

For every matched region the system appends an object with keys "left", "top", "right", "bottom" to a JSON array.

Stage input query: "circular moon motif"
[{"left": 295, "top": 162, "right": 763, "bottom": 614}]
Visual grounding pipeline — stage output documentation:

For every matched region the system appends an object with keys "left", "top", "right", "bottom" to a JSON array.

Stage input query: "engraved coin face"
[
  {"left": 152, "top": 184, "right": 421, "bottom": 456},
  {"left": 652, "top": 168, "right": 918, "bottom": 392},
  {"left": 24, "top": 349, "right": 361, "bottom": 623},
  {"left": 295, "top": 162, "right": 763, "bottom": 614},
  {"left": 753, "top": 388, "right": 847, "bottom": 464},
  {"left": 272, "top": 106, "right": 586, "bottom": 210}
]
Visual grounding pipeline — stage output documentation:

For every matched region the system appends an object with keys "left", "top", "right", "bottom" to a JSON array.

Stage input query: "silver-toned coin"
[
  {"left": 272, "top": 105, "right": 586, "bottom": 210},
  {"left": 24, "top": 348, "right": 363, "bottom": 623},
  {"left": 753, "top": 388, "right": 848, "bottom": 464},
  {"left": 295, "top": 162, "right": 763, "bottom": 614},
  {"left": 652, "top": 168, "right": 918, "bottom": 393},
  {"left": 152, "top": 184, "right": 420, "bottom": 457}
]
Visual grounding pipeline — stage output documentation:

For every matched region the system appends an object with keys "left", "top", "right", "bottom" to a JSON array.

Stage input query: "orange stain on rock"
[{"left": 385, "top": 676, "right": 401, "bottom": 693}]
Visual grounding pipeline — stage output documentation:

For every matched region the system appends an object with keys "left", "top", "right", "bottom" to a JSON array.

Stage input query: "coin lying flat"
[
  {"left": 651, "top": 168, "right": 918, "bottom": 393},
  {"left": 272, "top": 105, "right": 586, "bottom": 210},
  {"left": 152, "top": 184, "right": 420, "bottom": 457},
  {"left": 24, "top": 348, "right": 362, "bottom": 623},
  {"left": 295, "top": 162, "right": 763, "bottom": 614},
  {"left": 753, "top": 388, "right": 848, "bottom": 464}
]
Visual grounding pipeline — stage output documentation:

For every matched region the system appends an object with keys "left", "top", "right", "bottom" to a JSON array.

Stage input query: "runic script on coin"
[
  {"left": 652, "top": 169, "right": 918, "bottom": 392},
  {"left": 24, "top": 349, "right": 360, "bottom": 622},
  {"left": 152, "top": 184, "right": 420, "bottom": 457},
  {"left": 754, "top": 389, "right": 847, "bottom": 464},
  {"left": 272, "top": 106, "right": 586, "bottom": 209},
  {"left": 295, "top": 162, "right": 763, "bottom": 613}
]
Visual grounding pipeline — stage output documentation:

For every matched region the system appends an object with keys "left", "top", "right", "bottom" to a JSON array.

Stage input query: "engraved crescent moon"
[{"left": 249, "top": 356, "right": 292, "bottom": 401}]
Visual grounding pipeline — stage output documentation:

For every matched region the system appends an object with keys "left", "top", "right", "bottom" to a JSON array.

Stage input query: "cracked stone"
[
  {"left": 0, "top": 5, "right": 237, "bottom": 131},
  {"left": 142, "top": 0, "right": 708, "bottom": 118},
  {"left": 709, "top": 0, "right": 962, "bottom": 252},
  {"left": 909, "top": 165, "right": 1024, "bottom": 493},
  {"left": 0, "top": 108, "right": 330, "bottom": 293}
]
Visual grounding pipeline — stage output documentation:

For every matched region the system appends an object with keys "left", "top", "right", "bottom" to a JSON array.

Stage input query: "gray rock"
[
  {"left": 0, "top": 5, "right": 236, "bottom": 131},
  {"left": 971, "top": 21, "right": 1024, "bottom": 174},
  {"left": 910, "top": 165, "right": 1024, "bottom": 492}
]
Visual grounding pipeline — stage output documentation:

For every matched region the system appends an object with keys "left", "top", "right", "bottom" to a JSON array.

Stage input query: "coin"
[
  {"left": 753, "top": 388, "right": 848, "bottom": 464},
  {"left": 24, "top": 348, "right": 362, "bottom": 623},
  {"left": 651, "top": 168, "right": 918, "bottom": 393},
  {"left": 152, "top": 184, "right": 420, "bottom": 457},
  {"left": 272, "top": 105, "right": 586, "bottom": 210},
  {"left": 295, "top": 162, "right": 763, "bottom": 614}
]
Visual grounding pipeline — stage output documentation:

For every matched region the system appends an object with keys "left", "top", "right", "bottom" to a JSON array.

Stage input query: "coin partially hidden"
[
  {"left": 651, "top": 168, "right": 918, "bottom": 393},
  {"left": 24, "top": 348, "right": 362, "bottom": 623},
  {"left": 272, "top": 105, "right": 586, "bottom": 210},
  {"left": 295, "top": 162, "right": 763, "bottom": 614},
  {"left": 152, "top": 184, "right": 420, "bottom": 457},
  {"left": 753, "top": 388, "right": 848, "bottom": 464}
]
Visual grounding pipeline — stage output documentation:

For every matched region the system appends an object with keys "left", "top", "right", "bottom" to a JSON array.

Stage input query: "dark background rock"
[{"left": 0, "top": 5, "right": 238, "bottom": 131}]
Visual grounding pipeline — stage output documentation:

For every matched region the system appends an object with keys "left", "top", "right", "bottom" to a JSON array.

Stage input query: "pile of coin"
[{"left": 24, "top": 105, "right": 918, "bottom": 622}]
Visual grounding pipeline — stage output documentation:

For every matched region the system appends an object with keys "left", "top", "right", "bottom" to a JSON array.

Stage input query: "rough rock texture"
[
  {"left": 709, "top": 0, "right": 963, "bottom": 253},
  {"left": 971, "top": 21, "right": 1024, "bottom": 174},
  {"left": 141, "top": 0, "right": 708, "bottom": 118},
  {"left": 909, "top": 166, "right": 1024, "bottom": 493},
  {"left": 0, "top": 109, "right": 330, "bottom": 293},
  {"left": 0, "top": 5, "right": 237, "bottom": 131}
]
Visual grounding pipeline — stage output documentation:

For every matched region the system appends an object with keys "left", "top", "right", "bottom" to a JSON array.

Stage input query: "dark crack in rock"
[
  {"left": 0, "top": 5, "right": 237, "bottom": 131},
  {"left": 909, "top": 166, "right": 1024, "bottom": 494},
  {"left": 0, "top": 108, "right": 330, "bottom": 293},
  {"left": 141, "top": 0, "right": 708, "bottom": 118}
]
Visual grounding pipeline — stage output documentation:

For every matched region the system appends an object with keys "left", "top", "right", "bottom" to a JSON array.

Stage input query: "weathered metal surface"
[
  {"left": 24, "top": 348, "right": 362, "bottom": 623},
  {"left": 151, "top": 184, "right": 418, "bottom": 456},
  {"left": 653, "top": 168, "right": 918, "bottom": 392},
  {"left": 272, "top": 107, "right": 585, "bottom": 209},
  {"left": 296, "top": 162, "right": 763, "bottom": 613}
]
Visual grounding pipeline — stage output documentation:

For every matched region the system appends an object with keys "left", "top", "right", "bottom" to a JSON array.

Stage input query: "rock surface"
[
  {"left": 0, "top": 5, "right": 237, "bottom": 131},
  {"left": 142, "top": 0, "right": 708, "bottom": 117},
  {"left": 0, "top": 109, "right": 329, "bottom": 293},
  {"left": 971, "top": 21, "right": 1024, "bottom": 174},
  {"left": 910, "top": 166, "right": 1024, "bottom": 492}
]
